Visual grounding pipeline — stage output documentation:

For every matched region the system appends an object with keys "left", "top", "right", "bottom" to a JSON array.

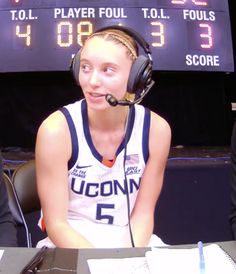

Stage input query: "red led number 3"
[{"left": 199, "top": 23, "right": 213, "bottom": 48}]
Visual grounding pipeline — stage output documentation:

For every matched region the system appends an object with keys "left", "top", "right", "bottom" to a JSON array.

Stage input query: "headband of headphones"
[{"left": 95, "top": 25, "right": 152, "bottom": 56}]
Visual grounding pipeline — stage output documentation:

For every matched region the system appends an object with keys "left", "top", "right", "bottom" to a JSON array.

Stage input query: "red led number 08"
[{"left": 57, "top": 21, "right": 93, "bottom": 47}]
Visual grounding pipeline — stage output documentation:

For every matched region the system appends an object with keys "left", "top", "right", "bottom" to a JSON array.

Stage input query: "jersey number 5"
[{"left": 96, "top": 203, "right": 114, "bottom": 224}]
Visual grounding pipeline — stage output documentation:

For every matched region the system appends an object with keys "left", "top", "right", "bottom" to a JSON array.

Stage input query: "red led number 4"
[{"left": 16, "top": 25, "right": 31, "bottom": 46}]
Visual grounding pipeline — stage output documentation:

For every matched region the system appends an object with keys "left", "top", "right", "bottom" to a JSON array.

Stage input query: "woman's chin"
[{"left": 86, "top": 96, "right": 108, "bottom": 110}]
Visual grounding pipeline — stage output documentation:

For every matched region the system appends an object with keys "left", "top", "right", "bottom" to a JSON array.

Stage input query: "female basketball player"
[{"left": 35, "top": 26, "right": 171, "bottom": 248}]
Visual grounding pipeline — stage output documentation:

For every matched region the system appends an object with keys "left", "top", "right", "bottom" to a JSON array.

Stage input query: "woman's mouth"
[{"left": 89, "top": 92, "right": 105, "bottom": 98}]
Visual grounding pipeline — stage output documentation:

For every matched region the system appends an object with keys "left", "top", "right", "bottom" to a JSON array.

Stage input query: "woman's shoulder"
[
  {"left": 37, "top": 109, "right": 70, "bottom": 143},
  {"left": 36, "top": 109, "right": 72, "bottom": 159},
  {"left": 61, "top": 99, "right": 83, "bottom": 112},
  {"left": 41, "top": 100, "right": 82, "bottom": 128},
  {"left": 150, "top": 110, "right": 171, "bottom": 138},
  {"left": 134, "top": 104, "right": 170, "bottom": 132}
]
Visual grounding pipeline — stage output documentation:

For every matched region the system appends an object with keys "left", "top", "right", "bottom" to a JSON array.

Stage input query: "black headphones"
[{"left": 71, "top": 25, "right": 154, "bottom": 101}]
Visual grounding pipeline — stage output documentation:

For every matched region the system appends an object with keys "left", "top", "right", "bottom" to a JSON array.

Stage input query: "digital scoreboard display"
[{"left": 0, "top": 0, "right": 234, "bottom": 72}]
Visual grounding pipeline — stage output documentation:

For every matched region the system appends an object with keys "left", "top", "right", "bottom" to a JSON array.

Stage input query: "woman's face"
[{"left": 78, "top": 36, "right": 133, "bottom": 110}]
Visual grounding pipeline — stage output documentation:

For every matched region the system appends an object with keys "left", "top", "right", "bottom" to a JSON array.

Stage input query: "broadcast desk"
[{"left": 0, "top": 241, "right": 236, "bottom": 274}]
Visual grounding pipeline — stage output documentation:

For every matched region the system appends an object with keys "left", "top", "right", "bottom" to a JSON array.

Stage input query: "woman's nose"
[{"left": 89, "top": 70, "right": 101, "bottom": 86}]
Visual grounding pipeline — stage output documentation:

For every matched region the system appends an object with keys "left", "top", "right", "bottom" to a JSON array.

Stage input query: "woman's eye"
[
  {"left": 104, "top": 67, "right": 114, "bottom": 74},
  {"left": 81, "top": 64, "right": 90, "bottom": 72}
]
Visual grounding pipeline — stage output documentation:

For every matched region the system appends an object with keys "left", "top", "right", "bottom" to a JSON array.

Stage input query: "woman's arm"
[
  {"left": 130, "top": 111, "right": 171, "bottom": 247},
  {"left": 35, "top": 111, "right": 93, "bottom": 248}
]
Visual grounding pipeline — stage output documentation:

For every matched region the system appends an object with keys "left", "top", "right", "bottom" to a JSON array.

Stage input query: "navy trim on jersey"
[
  {"left": 142, "top": 108, "right": 150, "bottom": 163},
  {"left": 81, "top": 100, "right": 135, "bottom": 163},
  {"left": 60, "top": 107, "right": 79, "bottom": 170},
  {"left": 82, "top": 100, "right": 102, "bottom": 162}
]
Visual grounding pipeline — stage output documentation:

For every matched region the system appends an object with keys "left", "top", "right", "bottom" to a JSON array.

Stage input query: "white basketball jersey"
[{"left": 38, "top": 99, "right": 151, "bottom": 248}]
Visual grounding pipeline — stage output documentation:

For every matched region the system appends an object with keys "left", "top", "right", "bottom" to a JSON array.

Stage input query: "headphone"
[{"left": 71, "top": 25, "right": 154, "bottom": 106}]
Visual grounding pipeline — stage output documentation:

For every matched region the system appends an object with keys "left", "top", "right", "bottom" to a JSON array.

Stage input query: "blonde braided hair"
[{"left": 84, "top": 29, "right": 138, "bottom": 61}]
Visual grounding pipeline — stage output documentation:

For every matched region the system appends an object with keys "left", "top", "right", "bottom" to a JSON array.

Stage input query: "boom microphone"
[
  {"left": 105, "top": 80, "right": 155, "bottom": 107},
  {"left": 105, "top": 94, "right": 129, "bottom": 106}
]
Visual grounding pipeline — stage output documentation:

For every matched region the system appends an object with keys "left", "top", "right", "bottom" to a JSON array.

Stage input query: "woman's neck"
[
  {"left": 88, "top": 106, "right": 129, "bottom": 132},
  {"left": 87, "top": 106, "right": 130, "bottom": 159}
]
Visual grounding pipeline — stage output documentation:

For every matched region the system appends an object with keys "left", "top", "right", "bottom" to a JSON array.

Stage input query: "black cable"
[{"left": 123, "top": 105, "right": 135, "bottom": 248}]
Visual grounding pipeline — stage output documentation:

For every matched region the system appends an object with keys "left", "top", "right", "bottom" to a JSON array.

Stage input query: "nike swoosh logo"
[{"left": 76, "top": 165, "right": 92, "bottom": 169}]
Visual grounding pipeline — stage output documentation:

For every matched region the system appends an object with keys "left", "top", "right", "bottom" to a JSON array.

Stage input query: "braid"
[{"left": 85, "top": 29, "right": 138, "bottom": 60}]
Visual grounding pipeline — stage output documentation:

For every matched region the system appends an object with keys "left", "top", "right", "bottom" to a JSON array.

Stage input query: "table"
[{"left": 0, "top": 241, "right": 235, "bottom": 274}]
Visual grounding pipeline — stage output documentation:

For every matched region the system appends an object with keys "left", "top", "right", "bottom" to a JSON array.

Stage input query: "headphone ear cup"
[
  {"left": 127, "top": 55, "right": 152, "bottom": 95},
  {"left": 70, "top": 51, "right": 81, "bottom": 86}
]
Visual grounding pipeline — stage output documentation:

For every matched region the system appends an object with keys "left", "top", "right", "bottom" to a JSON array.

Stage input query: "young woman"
[{"left": 36, "top": 26, "right": 171, "bottom": 248}]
